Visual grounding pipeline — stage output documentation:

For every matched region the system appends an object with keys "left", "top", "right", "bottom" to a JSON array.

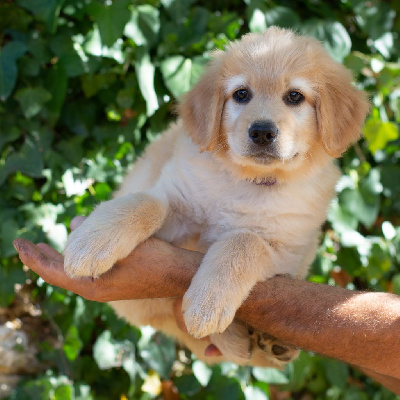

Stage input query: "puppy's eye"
[
  {"left": 233, "top": 89, "right": 251, "bottom": 103},
  {"left": 286, "top": 91, "right": 304, "bottom": 105}
]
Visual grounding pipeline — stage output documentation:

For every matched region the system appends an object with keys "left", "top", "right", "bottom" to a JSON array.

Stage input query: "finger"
[
  {"left": 70, "top": 216, "right": 86, "bottom": 231},
  {"left": 204, "top": 344, "right": 222, "bottom": 357},
  {"left": 14, "top": 238, "right": 57, "bottom": 274},
  {"left": 173, "top": 298, "right": 188, "bottom": 333},
  {"left": 14, "top": 238, "right": 86, "bottom": 290},
  {"left": 37, "top": 242, "right": 64, "bottom": 261}
]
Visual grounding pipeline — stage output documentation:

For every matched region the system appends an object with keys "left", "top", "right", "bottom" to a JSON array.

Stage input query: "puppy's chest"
[{"left": 164, "top": 179, "right": 288, "bottom": 245}]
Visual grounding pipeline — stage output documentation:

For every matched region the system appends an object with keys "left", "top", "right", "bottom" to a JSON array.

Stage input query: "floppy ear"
[
  {"left": 178, "top": 55, "right": 225, "bottom": 152},
  {"left": 316, "top": 65, "right": 370, "bottom": 158}
]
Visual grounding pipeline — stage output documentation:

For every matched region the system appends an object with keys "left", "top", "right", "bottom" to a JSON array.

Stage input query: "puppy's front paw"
[
  {"left": 64, "top": 222, "right": 131, "bottom": 279},
  {"left": 182, "top": 286, "right": 237, "bottom": 338}
]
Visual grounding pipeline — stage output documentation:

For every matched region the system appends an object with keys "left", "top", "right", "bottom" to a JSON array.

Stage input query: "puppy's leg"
[
  {"left": 210, "top": 321, "right": 252, "bottom": 365},
  {"left": 64, "top": 192, "right": 167, "bottom": 278},
  {"left": 182, "top": 230, "right": 270, "bottom": 339}
]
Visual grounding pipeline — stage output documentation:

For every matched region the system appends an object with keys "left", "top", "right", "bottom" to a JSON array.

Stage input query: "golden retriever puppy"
[{"left": 63, "top": 27, "right": 369, "bottom": 367}]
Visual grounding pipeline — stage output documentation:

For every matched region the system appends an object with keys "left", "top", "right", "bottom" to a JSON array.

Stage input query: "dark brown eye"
[
  {"left": 233, "top": 89, "right": 251, "bottom": 103},
  {"left": 286, "top": 91, "right": 304, "bottom": 105}
]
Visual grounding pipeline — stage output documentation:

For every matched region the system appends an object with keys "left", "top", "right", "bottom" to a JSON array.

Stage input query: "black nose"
[{"left": 248, "top": 121, "right": 279, "bottom": 145}]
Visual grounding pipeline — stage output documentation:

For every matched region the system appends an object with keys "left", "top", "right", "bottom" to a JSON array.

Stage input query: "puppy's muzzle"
[{"left": 248, "top": 120, "right": 279, "bottom": 146}]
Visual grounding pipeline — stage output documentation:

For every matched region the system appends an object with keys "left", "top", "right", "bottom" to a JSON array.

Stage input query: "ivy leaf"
[
  {"left": 124, "top": 5, "right": 160, "bottom": 48},
  {"left": 339, "top": 188, "right": 379, "bottom": 228},
  {"left": 301, "top": 20, "right": 351, "bottom": 62},
  {"left": 363, "top": 120, "right": 399, "bottom": 154},
  {"left": 14, "top": 87, "right": 52, "bottom": 119},
  {"left": 0, "top": 262, "right": 27, "bottom": 306},
  {"left": 244, "top": 385, "right": 269, "bottom": 400},
  {"left": 392, "top": 274, "right": 400, "bottom": 295},
  {"left": 17, "top": 0, "right": 65, "bottom": 33},
  {"left": 247, "top": 4, "right": 300, "bottom": 32},
  {"left": 160, "top": 0, "right": 197, "bottom": 22},
  {"left": 63, "top": 325, "right": 83, "bottom": 361},
  {"left": 45, "top": 64, "right": 68, "bottom": 124},
  {"left": 93, "top": 330, "right": 135, "bottom": 370},
  {"left": 252, "top": 367, "right": 289, "bottom": 384},
  {"left": 160, "top": 55, "right": 207, "bottom": 98},
  {"left": 0, "top": 137, "right": 44, "bottom": 186},
  {"left": 192, "top": 360, "right": 212, "bottom": 386},
  {"left": 174, "top": 374, "right": 202, "bottom": 397},
  {"left": 0, "top": 41, "right": 27, "bottom": 101},
  {"left": 135, "top": 47, "right": 159, "bottom": 116},
  {"left": 88, "top": 0, "right": 131, "bottom": 47}
]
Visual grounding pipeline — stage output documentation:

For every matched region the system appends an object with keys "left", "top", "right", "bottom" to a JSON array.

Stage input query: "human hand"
[
  {"left": 14, "top": 216, "right": 222, "bottom": 356},
  {"left": 13, "top": 217, "right": 201, "bottom": 302}
]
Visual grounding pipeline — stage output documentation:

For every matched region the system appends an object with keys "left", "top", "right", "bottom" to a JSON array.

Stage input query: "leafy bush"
[{"left": 1, "top": 0, "right": 400, "bottom": 399}]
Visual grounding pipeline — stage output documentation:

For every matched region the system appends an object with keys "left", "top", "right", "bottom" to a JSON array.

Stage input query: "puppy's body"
[{"left": 64, "top": 28, "right": 369, "bottom": 366}]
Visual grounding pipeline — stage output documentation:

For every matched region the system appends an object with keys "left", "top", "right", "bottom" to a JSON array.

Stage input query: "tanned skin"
[{"left": 13, "top": 219, "right": 400, "bottom": 395}]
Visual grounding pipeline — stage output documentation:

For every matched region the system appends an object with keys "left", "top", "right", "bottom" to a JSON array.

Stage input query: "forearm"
[
  {"left": 237, "top": 276, "right": 400, "bottom": 380},
  {"left": 14, "top": 237, "right": 400, "bottom": 387}
]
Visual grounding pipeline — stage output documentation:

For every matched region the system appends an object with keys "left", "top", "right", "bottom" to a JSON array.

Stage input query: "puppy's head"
[{"left": 179, "top": 27, "right": 369, "bottom": 182}]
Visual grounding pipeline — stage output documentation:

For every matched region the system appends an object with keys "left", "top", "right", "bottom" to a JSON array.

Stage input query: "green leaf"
[
  {"left": 135, "top": 47, "right": 159, "bottom": 116},
  {"left": 63, "top": 325, "right": 83, "bottom": 361},
  {"left": 252, "top": 367, "right": 289, "bottom": 385},
  {"left": 363, "top": 120, "right": 399, "bottom": 154},
  {"left": 88, "top": 0, "right": 131, "bottom": 47},
  {"left": 264, "top": 6, "right": 300, "bottom": 29},
  {"left": 54, "top": 384, "right": 74, "bottom": 400},
  {"left": 0, "top": 137, "right": 44, "bottom": 186},
  {"left": 160, "top": 0, "right": 197, "bottom": 22},
  {"left": 392, "top": 274, "right": 400, "bottom": 295},
  {"left": 192, "top": 360, "right": 212, "bottom": 386},
  {"left": 160, "top": 55, "right": 207, "bottom": 98},
  {"left": 208, "top": 375, "right": 244, "bottom": 400},
  {"left": 93, "top": 330, "right": 135, "bottom": 370},
  {"left": 174, "top": 374, "right": 202, "bottom": 397},
  {"left": 339, "top": 169, "right": 382, "bottom": 229},
  {"left": 351, "top": 0, "right": 396, "bottom": 40},
  {"left": 0, "top": 262, "right": 27, "bottom": 306},
  {"left": 244, "top": 385, "right": 269, "bottom": 400},
  {"left": 17, "top": 0, "right": 65, "bottom": 33},
  {"left": 322, "top": 359, "right": 349, "bottom": 389},
  {"left": 0, "top": 3, "right": 32, "bottom": 32},
  {"left": 138, "top": 331, "right": 176, "bottom": 379},
  {"left": 301, "top": 20, "right": 351, "bottom": 62},
  {"left": 124, "top": 5, "right": 160, "bottom": 48},
  {"left": 328, "top": 198, "right": 358, "bottom": 233},
  {"left": 0, "top": 41, "right": 27, "bottom": 101},
  {"left": 14, "top": 87, "right": 52, "bottom": 119},
  {"left": 45, "top": 64, "right": 68, "bottom": 123}
]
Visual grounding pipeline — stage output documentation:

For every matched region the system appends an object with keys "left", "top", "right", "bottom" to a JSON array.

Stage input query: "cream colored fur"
[{"left": 64, "top": 27, "right": 369, "bottom": 366}]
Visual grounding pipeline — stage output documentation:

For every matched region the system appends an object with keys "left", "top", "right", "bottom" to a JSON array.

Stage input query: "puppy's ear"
[
  {"left": 316, "top": 64, "right": 370, "bottom": 158},
  {"left": 178, "top": 55, "right": 225, "bottom": 152}
]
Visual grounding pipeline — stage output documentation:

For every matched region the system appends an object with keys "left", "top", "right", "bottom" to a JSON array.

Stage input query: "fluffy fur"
[{"left": 63, "top": 27, "right": 369, "bottom": 366}]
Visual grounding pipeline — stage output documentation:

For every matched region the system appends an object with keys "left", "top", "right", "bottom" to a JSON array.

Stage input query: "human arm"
[{"left": 13, "top": 236, "right": 400, "bottom": 393}]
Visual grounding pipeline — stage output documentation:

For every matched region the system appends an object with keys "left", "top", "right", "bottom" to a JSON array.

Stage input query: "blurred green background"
[{"left": 1, "top": 0, "right": 400, "bottom": 399}]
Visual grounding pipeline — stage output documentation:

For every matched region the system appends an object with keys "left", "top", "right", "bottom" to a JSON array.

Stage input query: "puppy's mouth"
[{"left": 248, "top": 151, "right": 300, "bottom": 165}]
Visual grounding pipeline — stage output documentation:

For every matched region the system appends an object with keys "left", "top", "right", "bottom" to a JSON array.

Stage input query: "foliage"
[{"left": 1, "top": 0, "right": 400, "bottom": 399}]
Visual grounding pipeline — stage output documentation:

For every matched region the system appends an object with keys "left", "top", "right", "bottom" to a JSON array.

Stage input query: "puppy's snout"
[{"left": 248, "top": 121, "right": 279, "bottom": 146}]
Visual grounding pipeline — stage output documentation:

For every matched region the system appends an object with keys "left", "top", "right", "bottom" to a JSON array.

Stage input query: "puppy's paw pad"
[{"left": 251, "top": 330, "right": 299, "bottom": 364}]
